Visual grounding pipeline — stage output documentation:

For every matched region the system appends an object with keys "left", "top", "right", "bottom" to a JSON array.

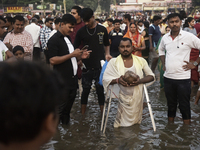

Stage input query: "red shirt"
[
  {"left": 70, "top": 21, "right": 85, "bottom": 44},
  {"left": 194, "top": 23, "right": 200, "bottom": 38}
]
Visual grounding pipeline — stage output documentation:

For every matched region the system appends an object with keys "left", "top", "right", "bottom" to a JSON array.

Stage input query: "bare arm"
[
  {"left": 149, "top": 35, "right": 153, "bottom": 51},
  {"left": 105, "top": 45, "right": 112, "bottom": 61},
  {"left": 160, "top": 55, "right": 166, "bottom": 71}
]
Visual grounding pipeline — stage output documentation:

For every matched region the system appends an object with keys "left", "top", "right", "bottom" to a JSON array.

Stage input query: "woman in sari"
[
  {"left": 183, "top": 17, "right": 200, "bottom": 87},
  {"left": 123, "top": 23, "right": 145, "bottom": 57}
]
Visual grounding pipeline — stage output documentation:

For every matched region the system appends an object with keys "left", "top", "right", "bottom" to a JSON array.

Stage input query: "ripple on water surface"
[{"left": 41, "top": 81, "right": 200, "bottom": 150}]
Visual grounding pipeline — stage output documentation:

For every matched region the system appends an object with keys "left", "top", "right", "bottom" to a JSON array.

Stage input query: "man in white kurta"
[{"left": 103, "top": 38, "right": 155, "bottom": 128}]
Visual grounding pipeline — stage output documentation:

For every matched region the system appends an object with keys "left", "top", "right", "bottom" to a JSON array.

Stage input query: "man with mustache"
[
  {"left": 103, "top": 38, "right": 154, "bottom": 128},
  {"left": 159, "top": 13, "right": 200, "bottom": 124}
]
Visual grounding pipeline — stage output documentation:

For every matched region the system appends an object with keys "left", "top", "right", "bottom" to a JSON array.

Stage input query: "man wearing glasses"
[{"left": 40, "top": 18, "right": 53, "bottom": 63}]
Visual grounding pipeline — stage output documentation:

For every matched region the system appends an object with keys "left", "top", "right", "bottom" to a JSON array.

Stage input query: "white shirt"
[
  {"left": 159, "top": 29, "right": 200, "bottom": 80},
  {"left": 25, "top": 23, "right": 40, "bottom": 48},
  {"left": 0, "top": 41, "right": 8, "bottom": 61},
  {"left": 48, "top": 30, "right": 57, "bottom": 40}
]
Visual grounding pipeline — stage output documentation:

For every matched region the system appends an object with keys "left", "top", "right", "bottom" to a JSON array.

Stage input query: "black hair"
[
  {"left": 13, "top": 45, "right": 24, "bottom": 54},
  {"left": 5, "top": 16, "right": 12, "bottom": 24},
  {"left": 123, "top": 14, "right": 131, "bottom": 22},
  {"left": 153, "top": 15, "right": 162, "bottom": 22},
  {"left": 165, "top": 26, "right": 170, "bottom": 31},
  {"left": 183, "top": 17, "right": 194, "bottom": 29},
  {"left": 54, "top": 18, "right": 61, "bottom": 25},
  {"left": 113, "top": 19, "right": 121, "bottom": 24},
  {"left": 45, "top": 18, "right": 53, "bottom": 24},
  {"left": 13, "top": 15, "right": 24, "bottom": 24},
  {"left": 143, "top": 21, "right": 149, "bottom": 28},
  {"left": 180, "top": 10, "right": 187, "bottom": 20},
  {"left": 81, "top": 8, "right": 93, "bottom": 22},
  {"left": 31, "top": 18, "right": 38, "bottom": 23},
  {"left": 120, "top": 37, "right": 132, "bottom": 45},
  {"left": 61, "top": 14, "right": 76, "bottom": 25},
  {"left": 163, "top": 18, "right": 167, "bottom": 23},
  {"left": 95, "top": 18, "right": 100, "bottom": 22},
  {"left": 167, "top": 13, "right": 181, "bottom": 21},
  {"left": 0, "top": 62, "right": 66, "bottom": 145},
  {"left": 107, "top": 18, "right": 113, "bottom": 23},
  {"left": 138, "top": 20, "right": 143, "bottom": 24},
  {"left": 34, "top": 15, "right": 40, "bottom": 20},
  {"left": 71, "top": 6, "right": 82, "bottom": 16}
]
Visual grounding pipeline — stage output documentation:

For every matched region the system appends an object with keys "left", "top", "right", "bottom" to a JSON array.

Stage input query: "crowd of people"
[{"left": 1, "top": 6, "right": 200, "bottom": 150}]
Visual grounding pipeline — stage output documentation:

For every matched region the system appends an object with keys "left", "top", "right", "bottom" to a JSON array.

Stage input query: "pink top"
[{"left": 3, "top": 30, "right": 33, "bottom": 53}]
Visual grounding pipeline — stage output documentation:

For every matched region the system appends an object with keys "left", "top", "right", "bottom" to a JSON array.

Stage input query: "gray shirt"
[{"left": 183, "top": 27, "right": 197, "bottom": 36}]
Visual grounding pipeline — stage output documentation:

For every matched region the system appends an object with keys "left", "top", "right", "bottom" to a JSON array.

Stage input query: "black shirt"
[
  {"left": 109, "top": 29, "right": 123, "bottom": 57},
  {"left": 47, "top": 30, "right": 77, "bottom": 88},
  {"left": 74, "top": 24, "right": 109, "bottom": 69}
]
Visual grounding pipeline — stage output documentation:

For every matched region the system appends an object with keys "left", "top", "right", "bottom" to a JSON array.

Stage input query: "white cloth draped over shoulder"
[{"left": 103, "top": 54, "right": 155, "bottom": 128}]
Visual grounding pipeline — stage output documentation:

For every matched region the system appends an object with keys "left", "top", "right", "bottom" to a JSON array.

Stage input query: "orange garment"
[
  {"left": 123, "top": 30, "right": 144, "bottom": 57},
  {"left": 106, "top": 26, "right": 114, "bottom": 34}
]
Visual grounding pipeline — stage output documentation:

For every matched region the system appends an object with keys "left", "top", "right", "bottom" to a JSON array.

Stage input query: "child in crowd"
[{"left": 12, "top": 45, "right": 24, "bottom": 61}]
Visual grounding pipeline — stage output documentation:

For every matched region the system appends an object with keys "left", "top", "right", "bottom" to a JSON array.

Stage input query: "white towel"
[{"left": 64, "top": 37, "right": 77, "bottom": 75}]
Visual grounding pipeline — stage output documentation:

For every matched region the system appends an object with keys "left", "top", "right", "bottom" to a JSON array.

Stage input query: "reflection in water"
[{"left": 41, "top": 81, "right": 200, "bottom": 150}]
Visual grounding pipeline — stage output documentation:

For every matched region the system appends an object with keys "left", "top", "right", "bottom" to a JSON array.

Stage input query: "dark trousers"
[
  {"left": 164, "top": 77, "right": 191, "bottom": 120},
  {"left": 81, "top": 69, "right": 105, "bottom": 105},
  {"left": 59, "top": 87, "right": 77, "bottom": 124},
  {"left": 33, "top": 47, "right": 41, "bottom": 61}
]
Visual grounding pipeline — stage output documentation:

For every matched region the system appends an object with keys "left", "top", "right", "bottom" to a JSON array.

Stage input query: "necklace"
[{"left": 86, "top": 25, "right": 97, "bottom": 36}]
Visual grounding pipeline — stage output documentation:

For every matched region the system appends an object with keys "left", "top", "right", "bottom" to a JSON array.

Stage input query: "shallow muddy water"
[{"left": 42, "top": 80, "right": 200, "bottom": 150}]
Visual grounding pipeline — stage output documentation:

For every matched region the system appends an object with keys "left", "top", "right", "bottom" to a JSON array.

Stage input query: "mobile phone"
[{"left": 81, "top": 45, "right": 89, "bottom": 50}]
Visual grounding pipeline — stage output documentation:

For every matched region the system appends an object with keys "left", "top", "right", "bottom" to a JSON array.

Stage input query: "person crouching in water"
[
  {"left": 103, "top": 38, "right": 155, "bottom": 128},
  {"left": 13, "top": 45, "right": 24, "bottom": 61}
]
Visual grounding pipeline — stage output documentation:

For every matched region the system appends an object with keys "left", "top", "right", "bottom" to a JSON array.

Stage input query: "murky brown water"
[{"left": 41, "top": 80, "right": 200, "bottom": 150}]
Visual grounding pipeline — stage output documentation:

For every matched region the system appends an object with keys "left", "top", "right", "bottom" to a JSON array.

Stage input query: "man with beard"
[
  {"left": 159, "top": 13, "right": 200, "bottom": 124},
  {"left": 103, "top": 38, "right": 154, "bottom": 128}
]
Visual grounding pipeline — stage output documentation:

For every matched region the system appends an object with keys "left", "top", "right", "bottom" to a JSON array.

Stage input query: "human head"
[
  {"left": 183, "top": 17, "right": 195, "bottom": 28},
  {"left": 123, "top": 14, "right": 131, "bottom": 24},
  {"left": 45, "top": 18, "right": 53, "bottom": 28},
  {"left": 129, "top": 23, "right": 138, "bottom": 34},
  {"left": 119, "top": 37, "right": 133, "bottom": 58},
  {"left": 81, "top": 8, "right": 94, "bottom": 28},
  {"left": 12, "top": 45, "right": 25, "bottom": 60},
  {"left": 13, "top": 15, "right": 25, "bottom": 34},
  {"left": 71, "top": 6, "right": 82, "bottom": 22},
  {"left": 0, "top": 62, "right": 65, "bottom": 147},
  {"left": 153, "top": 15, "right": 162, "bottom": 25},
  {"left": 165, "top": 26, "right": 170, "bottom": 33},
  {"left": 95, "top": 18, "right": 100, "bottom": 24},
  {"left": 31, "top": 17, "right": 38, "bottom": 24},
  {"left": 0, "top": 16, "right": 7, "bottom": 38},
  {"left": 143, "top": 21, "right": 149, "bottom": 29},
  {"left": 113, "top": 19, "right": 120, "bottom": 31},
  {"left": 167, "top": 13, "right": 181, "bottom": 33},
  {"left": 60, "top": 14, "right": 76, "bottom": 36},
  {"left": 54, "top": 18, "right": 61, "bottom": 30},
  {"left": 180, "top": 10, "right": 187, "bottom": 20},
  {"left": 107, "top": 18, "right": 113, "bottom": 26},
  {"left": 138, "top": 20, "right": 143, "bottom": 27},
  {"left": 5, "top": 16, "right": 13, "bottom": 28}
]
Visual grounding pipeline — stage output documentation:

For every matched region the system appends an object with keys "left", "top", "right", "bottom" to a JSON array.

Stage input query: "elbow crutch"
[
  {"left": 101, "top": 85, "right": 114, "bottom": 134},
  {"left": 143, "top": 84, "right": 156, "bottom": 132}
]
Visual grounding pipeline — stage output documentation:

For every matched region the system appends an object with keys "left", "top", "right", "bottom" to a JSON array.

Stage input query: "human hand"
[
  {"left": 5, "top": 43, "right": 13, "bottom": 52},
  {"left": 105, "top": 54, "right": 112, "bottom": 61},
  {"left": 162, "top": 65, "right": 166, "bottom": 71},
  {"left": 129, "top": 76, "right": 141, "bottom": 86},
  {"left": 149, "top": 46, "right": 153, "bottom": 52},
  {"left": 182, "top": 61, "right": 196, "bottom": 71},
  {"left": 72, "top": 48, "right": 83, "bottom": 57},
  {"left": 118, "top": 75, "right": 129, "bottom": 87},
  {"left": 81, "top": 49, "right": 92, "bottom": 59}
]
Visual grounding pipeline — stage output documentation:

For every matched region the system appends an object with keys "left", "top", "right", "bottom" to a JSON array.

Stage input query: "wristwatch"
[{"left": 193, "top": 61, "right": 198, "bottom": 66}]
